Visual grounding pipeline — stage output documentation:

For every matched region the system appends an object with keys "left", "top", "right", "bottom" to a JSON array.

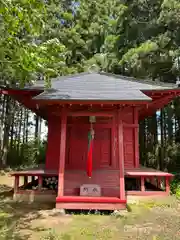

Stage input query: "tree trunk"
[
  {"left": 10, "top": 100, "right": 16, "bottom": 150},
  {"left": 17, "top": 107, "right": 23, "bottom": 157},
  {"left": 0, "top": 94, "right": 6, "bottom": 158},
  {"left": 35, "top": 115, "right": 40, "bottom": 141},
  {"left": 2, "top": 96, "right": 13, "bottom": 167},
  {"left": 160, "top": 109, "right": 164, "bottom": 171},
  {"left": 25, "top": 110, "right": 29, "bottom": 143}
]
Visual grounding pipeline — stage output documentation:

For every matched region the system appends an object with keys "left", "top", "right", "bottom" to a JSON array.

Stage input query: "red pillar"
[
  {"left": 24, "top": 176, "right": 28, "bottom": 186},
  {"left": 118, "top": 110, "right": 125, "bottom": 200},
  {"left": 111, "top": 114, "right": 116, "bottom": 168},
  {"left": 133, "top": 107, "right": 139, "bottom": 168},
  {"left": 14, "top": 175, "right": 19, "bottom": 194},
  {"left": 157, "top": 177, "right": 161, "bottom": 189},
  {"left": 57, "top": 108, "right": 67, "bottom": 197},
  {"left": 38, "top": 175, "right": 43, "bottom": 190},
  {"left": 165, "top": 177, "right": 170, "bottom": 194},
  {"left": 140, "top": 176, "right": 145, "bottom": 192}
]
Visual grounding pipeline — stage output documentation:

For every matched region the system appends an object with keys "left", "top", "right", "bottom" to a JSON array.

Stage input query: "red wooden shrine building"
[{"left": 2, "top": 72, "right": 180, "bottom": 210}]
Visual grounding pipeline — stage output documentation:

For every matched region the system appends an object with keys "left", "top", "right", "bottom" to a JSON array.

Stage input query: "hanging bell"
[{"left": 89, "top": 116, "right": 96, "bottom": 123}]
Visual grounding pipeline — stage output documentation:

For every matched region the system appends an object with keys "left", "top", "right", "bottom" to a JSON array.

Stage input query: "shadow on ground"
[
  {"left": 66, "top": 209, "right": 113, "bottom": 215},
  {"left": 0, "top": 184, "right": 55, "bottom": 240},
  {"left": 0, "top": 183, "right": 180, "bottom": 240}
]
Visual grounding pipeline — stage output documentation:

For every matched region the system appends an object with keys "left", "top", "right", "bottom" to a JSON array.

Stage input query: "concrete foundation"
[{"left": 13, "top": 191, "right": 56, "bottom": 203}]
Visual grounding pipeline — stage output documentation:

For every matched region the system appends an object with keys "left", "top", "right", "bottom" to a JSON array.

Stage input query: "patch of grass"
[
  {"left": 59, "top": 226, "right": 115, "bottom": 240},
  {"left": 40, "top": 220, "right": 117, "bottom": 240},
  {"left": 128, "top": 197, "right": 177, "bottom": 210},
  {"left": 41, "top": 230, "right": 60, "bottom": 240},
  {"left": 126, "top": 204, "right": 133, "bottom": 212},
  {"left": 0, "top": 174, "right": 180, "bottom": 239},
  {"left": 138, "top": 201, "right": 170, "bottom": 209}
]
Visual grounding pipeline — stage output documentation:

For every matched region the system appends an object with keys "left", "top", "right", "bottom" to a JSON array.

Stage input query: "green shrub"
[
  {"left": 7, "top": 138, "right": 46, "bottom": 167},
  {"left": 170, "top": 177, "right": 180, "bottom": 199}
]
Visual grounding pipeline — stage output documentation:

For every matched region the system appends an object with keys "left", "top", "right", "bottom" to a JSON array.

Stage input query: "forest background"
[{"left": 1, "top": 0, "right": 180, "bottom": 183}]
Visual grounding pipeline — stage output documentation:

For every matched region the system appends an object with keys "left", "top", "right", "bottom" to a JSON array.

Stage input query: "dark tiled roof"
[
  {"left": 30, "top": 72, "right": 177, "bottom": 101},
  {"left": 34, "top": 89, "right": 151, "bottom": 101}
]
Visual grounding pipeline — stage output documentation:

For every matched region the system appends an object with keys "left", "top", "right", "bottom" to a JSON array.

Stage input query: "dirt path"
[{"left": 0, "top": 173, "right": 180, "bottom": 240}]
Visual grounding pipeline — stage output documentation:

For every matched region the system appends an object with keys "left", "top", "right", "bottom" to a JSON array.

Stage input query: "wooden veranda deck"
[
  {"left": 11, "top": 165, "right": 173, "bottom": 177},
  {"left": 125, "top": 166, "right": 173, "bottom": 177},
  {"left": 11, "top": 166, "right": 173, "bottom": 199},
  {"left": 125, "top": 166, "right": 173, "bottom": 196}
]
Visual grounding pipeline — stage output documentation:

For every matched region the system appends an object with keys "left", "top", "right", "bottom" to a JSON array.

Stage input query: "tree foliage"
[
  {"left": 1, "top": 0, "right": 180, "bottom": 174},
  {"left": 1, "top": 0, "right": 180, "bottom": 84},
  {"left": 0, "top": 0, "right": 66, "bottom": 86}
]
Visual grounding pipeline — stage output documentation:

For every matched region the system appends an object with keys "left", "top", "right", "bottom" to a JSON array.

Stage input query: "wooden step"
[{"left": 56, "top": 196, "right": 126, "bottom": 210}]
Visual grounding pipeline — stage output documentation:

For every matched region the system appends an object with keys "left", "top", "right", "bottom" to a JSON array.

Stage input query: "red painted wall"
[
  {"left": 121, "top": 107, "right": 134, "bottom": 124},
  {"left": 46, "top": 107, "right": 139, "bottom": 197},
  {"left": 122, "top": 107, "right": 138, "bottom": 168},
  {"left": 64, "top": 170, "right": 120, "bottom": 197},
  {"left": 45, "top": 117, "right": 61, "bottom": 170},
  {"left": 123, "top": 127, "right": 135, "bottom": 168},
  {"left": 65, "top": 123, "right": 112, "bottom": 170},
  {"left": 46, "top": 107, "right": 138, "bottom": 197}
]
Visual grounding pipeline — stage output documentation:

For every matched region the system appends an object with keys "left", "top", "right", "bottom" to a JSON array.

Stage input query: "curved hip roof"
[{"left": 31, "top": 72, "right": 178, "bottom": 101}]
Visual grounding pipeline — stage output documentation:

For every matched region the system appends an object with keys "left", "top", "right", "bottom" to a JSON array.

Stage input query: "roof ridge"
[
  {"left": 51, "top": 71, "right": 93, "bottom": 82},
  {"left": 99, "top": 72, "right": 176, "bottom": 88}
]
